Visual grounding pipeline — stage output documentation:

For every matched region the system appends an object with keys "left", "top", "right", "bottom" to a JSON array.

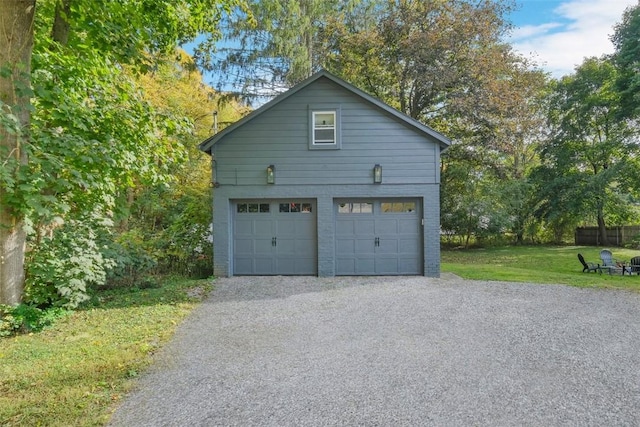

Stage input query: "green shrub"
[
  {"left": 0, "top": 304, "right": 69, "bottom": 337},
  {"left": 103, "top": 229, "right": 158, "bottom": 287},
  {"left": 626, "top": 233, "right": 640, "bottom": 249},
  {"left": 124, "top": 183, "right": 213, "bottom": 279},
  {"left": 25, "top": 217, "right": 115, "bottom": 309}
]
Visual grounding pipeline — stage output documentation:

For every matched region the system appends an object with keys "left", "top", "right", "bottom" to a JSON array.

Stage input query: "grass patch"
[
  {"left": 442, "top": 245, "right": 640, "bottom": 291},
  {"left": 0, "top": 277, "right": 212, "bottom": 427}
]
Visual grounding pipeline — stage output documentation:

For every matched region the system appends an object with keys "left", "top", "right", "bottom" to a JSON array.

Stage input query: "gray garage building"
[{"left": 199, "top": 70, "right": 450, "bottom": 277}]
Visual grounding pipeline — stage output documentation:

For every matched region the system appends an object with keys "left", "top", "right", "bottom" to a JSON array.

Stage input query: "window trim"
[{"left": 309, "top": 105, "right": 341, "bottom": 150}]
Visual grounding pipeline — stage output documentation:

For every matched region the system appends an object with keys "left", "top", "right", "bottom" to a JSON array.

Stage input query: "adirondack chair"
[
  {"left": 578, "top": 253, "right": 601, "bottom": 273},
  {"left": 629, "top": 256, "right": 640, "bottom": 275},
  {"left": 600, "top": 249, "right": 626, "bottom": 275}
]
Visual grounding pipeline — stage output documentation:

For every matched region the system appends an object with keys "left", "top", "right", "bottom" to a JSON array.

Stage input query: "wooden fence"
[{"left": 575, "top": 225, "right": 640, "bottom": 246}]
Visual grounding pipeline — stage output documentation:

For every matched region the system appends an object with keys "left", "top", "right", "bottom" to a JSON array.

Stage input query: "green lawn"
[
  {"left": 2, "top": 245, "right": 640, "bottom": 426},
  {"left": 442, "top": 245, "right": 640, "bottom": 291},
  {"left": 0, "top": 278, "right": 211, "bottom": 427}
]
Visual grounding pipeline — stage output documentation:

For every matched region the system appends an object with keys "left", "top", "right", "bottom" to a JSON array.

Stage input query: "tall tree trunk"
[
  {"left": 597, "top": 206, "right": 609, "bottom": 247},
  {"left": 0, "top": 0, "right": 35, "bottom": 305},
  {"left": 300, "top": 0, "right": 314, "bottom": 78},
  {"left": 51, "top": 0, "right": 71, "bottom": 45}
]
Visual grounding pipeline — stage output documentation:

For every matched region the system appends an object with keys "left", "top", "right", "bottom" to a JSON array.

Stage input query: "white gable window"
[
  {"left": 309, "top": 105, "right": 341, "bottom": 149},
  {"left": 313, "top": 111, "right": 336, "bottom": 144}
]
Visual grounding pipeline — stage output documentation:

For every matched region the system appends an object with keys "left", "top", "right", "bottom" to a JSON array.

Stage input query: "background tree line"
[{"left": 1, "top": 0, "right": 639, "bottom": 314}]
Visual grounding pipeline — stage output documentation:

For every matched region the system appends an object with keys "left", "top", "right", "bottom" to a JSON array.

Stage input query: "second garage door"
[
  {"left": 335, "top": 199, "right": 422, "bottom": 275},
  {"left": 233, "top": 200, "right": 317, "bottom": 275}
]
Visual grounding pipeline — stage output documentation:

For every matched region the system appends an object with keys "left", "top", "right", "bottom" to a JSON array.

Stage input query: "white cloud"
[
  {"left": 509, "top": 0, "right": 637, "bottom": 77},
  {"left": 511, "top": 23, "right": 563, "bottom": 40}
]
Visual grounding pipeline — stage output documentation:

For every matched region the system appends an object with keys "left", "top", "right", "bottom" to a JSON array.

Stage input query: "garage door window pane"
[
  {"left": 280, "top": 202, "right": 311, "bottom": 213},
  {"left": 237, "top": 203, "right": 270, "bottom": 214},
  {"left": 382, "top": 202, "right": 416, "bottom": 213},
  {"left": 338, "top": 202, "right": 373, "bottom": 213}
]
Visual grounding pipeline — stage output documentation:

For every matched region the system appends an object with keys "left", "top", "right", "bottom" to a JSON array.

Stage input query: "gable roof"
[{"left": 199, "top": 69, "right": 451, "bottom": 154}]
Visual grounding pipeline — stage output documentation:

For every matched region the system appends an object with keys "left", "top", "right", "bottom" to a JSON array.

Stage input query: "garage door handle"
[
  {"left": 272, "top": 237, "right": 277, "bottom": 247},
  {"left": 375, "top": 237, "right": 380, "bottom": 247}
]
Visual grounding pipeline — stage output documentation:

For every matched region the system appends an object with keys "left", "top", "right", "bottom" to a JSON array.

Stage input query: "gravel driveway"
[{"left": 109, "top": 275, "right": 640, "bottom": 426}]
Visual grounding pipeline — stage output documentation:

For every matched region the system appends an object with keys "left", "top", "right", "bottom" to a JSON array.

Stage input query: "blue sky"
[
  {"left": 187, "top": 0, "right": 637, "bottom": 88},
  {"left": 508, "top": 0, "right": 637, "bottom": 77}
]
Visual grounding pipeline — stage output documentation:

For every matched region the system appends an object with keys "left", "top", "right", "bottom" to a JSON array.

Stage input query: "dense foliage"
[
  {"left": 1, "top": 0, "right": 246, "bottom": 322},
  {"left": 612, "top": 3, "right": 640, "bottom": 119},
  {"left": 533, "top": 58, "right": 640, "bottom": 243}
]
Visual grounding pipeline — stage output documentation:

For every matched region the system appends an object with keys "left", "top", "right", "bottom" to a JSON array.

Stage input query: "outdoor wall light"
[
  {"left": 266, "top": 165, "right": 275, "bottom": 184},
  {"left": 373, "top": 164, "right": 382, "bottom": 184}
]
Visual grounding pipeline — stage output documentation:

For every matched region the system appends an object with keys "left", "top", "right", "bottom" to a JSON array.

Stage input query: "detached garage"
[{"left": 199, "top": 70, "right": 450, "bottom": 277}]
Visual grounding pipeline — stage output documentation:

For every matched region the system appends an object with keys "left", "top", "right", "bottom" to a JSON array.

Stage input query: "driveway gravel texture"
[{"left": 109, "top": 275, "right": 640, "bottom": 426}]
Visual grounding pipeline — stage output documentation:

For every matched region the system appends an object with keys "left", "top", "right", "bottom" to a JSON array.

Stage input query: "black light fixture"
[
  {"left": 373, "top": 164, "right": 382, "bottom": 184},
  {"left": 266, "top": 165, "right": 275, "bottom": 184}
]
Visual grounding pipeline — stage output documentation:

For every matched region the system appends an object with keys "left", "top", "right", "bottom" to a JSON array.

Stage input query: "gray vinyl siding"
[{"left": 212, "top": 78, "right": 441, "bottom": 187}]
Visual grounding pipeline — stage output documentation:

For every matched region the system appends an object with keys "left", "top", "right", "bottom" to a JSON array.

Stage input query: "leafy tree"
[
  {"left": 534, "top": 57, "right": 640, "bottom": 245},
  {"left": 25, "top": 214, "right": 115, "bottom": 309},
  {"left": 202, "top": 0, "right": 360, "bottom": 101},
  {"left": 22, "top": 48, "right": 186, "bottom": 306},
  {"left": 325, "top": 0, "right": 519, "bottom": 126},
  {"left": 611, "top": 3, "right": 640, "bottom": 119},
  {"left": 441, "top": 145, "right": 510, "bottom": 247},
  {"left": 492, "top": 66, "right": 549, "bottom": 243},
  {"left": 324, "top": 0, "right": 549, "bottom": 244},
  {"left": 0, "top": 0, "right": 242, "bottom": 306},
  {"left": 119, "top": 51, "right": 248, "bottom": 281},
  {"left": 0, "top": 0, "right": 36, "bottom": 306}
]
